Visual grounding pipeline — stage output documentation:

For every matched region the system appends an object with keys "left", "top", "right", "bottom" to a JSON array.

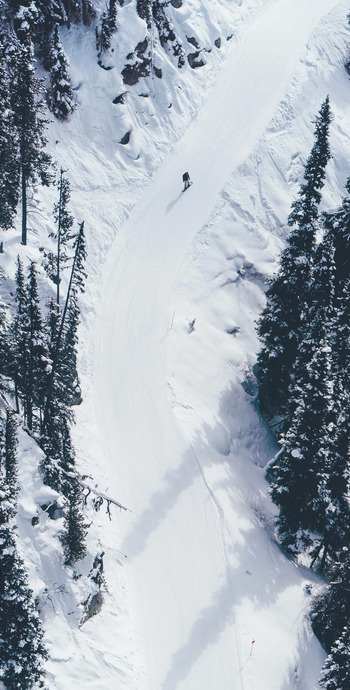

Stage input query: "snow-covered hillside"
[{"left": 3, "top": 0, "right": 350, "bottom": 688}]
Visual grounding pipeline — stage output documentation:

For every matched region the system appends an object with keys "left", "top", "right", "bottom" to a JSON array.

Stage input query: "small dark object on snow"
[{"left": 182, "top": 171, "right": 191, "bottom": 190}]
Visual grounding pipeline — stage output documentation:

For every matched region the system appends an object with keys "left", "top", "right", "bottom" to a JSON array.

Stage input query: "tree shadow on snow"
[
  {"left": 123, "top": 380, "right": 317, "bottom": 689},
  {"left": 160, "top": 381, "right": 320, "bottom": 688}
]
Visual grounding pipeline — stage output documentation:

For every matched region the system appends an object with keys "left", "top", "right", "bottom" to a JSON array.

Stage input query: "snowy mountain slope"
[
  {"left": 85, "top": 1, "right": 348, "bottom": 689},
  {"left": 3, "top": 0, "right": 350, "bottom": 688}
]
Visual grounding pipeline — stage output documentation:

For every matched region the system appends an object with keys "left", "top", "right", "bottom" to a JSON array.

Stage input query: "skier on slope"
[{"left": 182, "top": 171, "right": 191, "bottom": 190}]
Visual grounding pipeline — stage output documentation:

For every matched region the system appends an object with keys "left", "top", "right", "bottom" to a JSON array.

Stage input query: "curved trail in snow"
[{"left": 94, "top": 1, "right": 341, "bottom": 688}]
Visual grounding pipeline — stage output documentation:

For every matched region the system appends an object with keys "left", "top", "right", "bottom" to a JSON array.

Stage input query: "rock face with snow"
[{"left": 1, "top": 0, "right": 350, "bottom": 689}]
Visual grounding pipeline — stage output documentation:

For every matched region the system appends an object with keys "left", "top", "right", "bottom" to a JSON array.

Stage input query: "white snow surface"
[{"left": 3, "top": 0, "right": 350, "bottom": 688}]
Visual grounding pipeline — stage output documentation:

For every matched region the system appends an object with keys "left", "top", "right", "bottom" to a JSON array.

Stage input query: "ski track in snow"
[{"left": 92, "top": 1, "right": 342, "bottom": 688}]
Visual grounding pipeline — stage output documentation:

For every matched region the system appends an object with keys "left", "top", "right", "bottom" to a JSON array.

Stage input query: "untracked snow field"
[{"left": 7, "top": 0, "right": 350, "bottom": 688}]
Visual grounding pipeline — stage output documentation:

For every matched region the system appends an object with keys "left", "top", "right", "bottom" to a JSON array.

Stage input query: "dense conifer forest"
[{"left": 257, "top": 97, "right": 350, "bottom": 687}]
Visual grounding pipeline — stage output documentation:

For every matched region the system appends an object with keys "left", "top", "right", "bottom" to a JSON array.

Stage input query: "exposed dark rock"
[
  {"left": 187, "top": 36, "right": 200, "bottom": 49},
  {"left": 136, "top": 38, "right": 148, "bottom": 54},
  {"left": 113, "top": 92, "right": 128, "bottom": 104},
  {"left": 153, "top": 65, "right": 162, "bottom": 79},
  {"left": 80, "top": 591, "right": 103, "bottom": 626},
  {"left": 120, "top": 131, "right": 131, "bottom": 145},
  {"left": 122, "top": 57, "right": 151, "bottom": 84},
  {"left": 187, "top": 51, "right": 206, "bottom": 69},
  {"left": 40, "top": 500, "right": 63, "bottom": 520},
  {"left": 97, "top": 60, "right": 113, "bottom": 70},
  {"left": 214, "top": 37, "right": 221, "bottom": 49},
  {"left": 170, "top": 0, "right": 182, "bottom": 7},
  {"left": 122, "top": 37, "right": 151, "bottom": 84},
  {"left": 153, "top": 0, "right": 185, "bottom": 67},
  {"left": 227, "top": 34, "right": 233, "bottom": 41}
]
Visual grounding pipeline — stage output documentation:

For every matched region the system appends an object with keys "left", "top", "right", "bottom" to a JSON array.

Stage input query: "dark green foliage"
[
  {"left": 81, "top": 0, "right": 96, "bottom": 26},
  {"left": 53, "top": 169, "right": 74, "bottom": 303},
  {"left": 11, "top": 260, "right": 49, "bottom": 430},
  {"left": 3, "top": 409, "right": 18, "bottom": 490},
  {"left": 0, "top": 532, "right": 48, "bottom": 689},
  {"left": 71, "top": 221, "right": 87, "bottom": 297},
  {"left": 0, "top": 413, "right": 47, "bottom": 690},
  {"left": 11, "top": 256, "right": 30, "bottom": 414},
  {"left": 26, "top": 262, "right": 50, "bottom": 430},
  {"left": 0, "top": 410, "right": 18, "bottom": 519},
  {"left": 59, "top": 299, "right": 82, "bottom": 406},
  {"left": 13, "top": 1, "right": 39, "bottom": 45},
  {"left": 270, "top": 340, "right": 334, "bottom": 554},
  {"left": 42, "top": 169, "right": 75, "bottom": 302},
  {"left": 152, "top": 0, "right": 185, "bottom": 66},
  {"left": 319, "top": 626, "right": 350, "bottom": 690},
  {"left": 96, "top": 0, "right": 117, "bottom": 59},
  {"left": 0, "top": 276, "right": 11, "bottom": 386},
  {"left": 47, "top": 25, "right": 76, "bottom": 121},
  {"left": 60, "top": 479, "right": 87, "bottom": 565},
  {"left": 136, "top": 0, "right": 152, "bottom": 26},
  {"left": 9, "top": 36, "right": 52, "bottom": 244},
  {"left": 257, "top": 97, "right": 332, "bottom": 427},
  {"left": 0, "top": 38, "right": 19, "bottom": 230},
  {"left": 312, "top": 548, "right": 350, "bottom": 652}
]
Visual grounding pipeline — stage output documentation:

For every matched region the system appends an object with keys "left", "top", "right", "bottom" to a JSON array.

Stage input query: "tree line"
[{"left": 256, "top": 96, "right": 350, "bottom": 688}]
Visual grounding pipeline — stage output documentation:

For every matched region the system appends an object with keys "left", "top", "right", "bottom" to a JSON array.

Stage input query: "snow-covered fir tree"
[
  {"left": 270, "top": 339, "right": 334, "bottom": 555},
  {"left": 60, "top": 479, "right": 87, "bottom": 565},
  {"left": 26, "top": 262, "right": 50, "bottom": 431},
  {"left": 257, "top": 97, "right": 332, "bottom": 429},
  {"left": 0, "top": 37, "right": 19, "bottom": 231},
  {"left": 96, "top": 0, "right": 117, "bottom": 61},
  {"left": 42, "top": 169, "right": 74, "bottom": 302},
  {"left": 0, "top": 411, "right": 48, "bottom": 690},
  {"left": 11, "top": 256, "right": 30, "bottom": 415},
  {"left": 47, "top": 24, "right": 75, "bottom": 121},
  {"left": 9, "top": 36, "right": 52, "bottom": 244},
  {"left": 312, "top": 546, "right": 350, "bottom": 652},
  {"left": 319, "top": 626, "right": 350, "bottom": 690}
]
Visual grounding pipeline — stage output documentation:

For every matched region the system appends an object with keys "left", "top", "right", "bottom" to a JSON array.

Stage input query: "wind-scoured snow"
[{"left": 4, "top": 0, "right": 350, "bottom": 688}]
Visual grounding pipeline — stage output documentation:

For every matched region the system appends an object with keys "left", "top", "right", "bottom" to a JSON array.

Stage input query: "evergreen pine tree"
[
  {"left": 9, "top": 36, "right": 52, "bottom": 245},
  {"left": 96, "top": 0, "right": 117, "bottom": 60},
  {"left": 60, "top": 478, "right": 87, "bottom": 566},
  {"left": 54, "top": 169, "right": 74, "bottom": 302},
  {"left": 0, "top": 414, "right": 47, "bottom": 690},
  {"left": 323, "top": 178, "right": 350, "bottom": 292},
  {"left": 26, "top": 262, "right": 50, "bottom": 431},
  {"left": 81, "top": 0, "right": 96, "bottom": 26},
  {"left": 311, "top": 547, "right": 350, "bottom": 651},
  {"left": 47, "top": 25, "right": 76, "bottom": 121},
  {"left": 257, "top": 97, "right": 332, "bottom": 428},
  {"left": 0, "top": 275, "right": 11, "bottom": 387},
  {"left": 42, "top": 169, "right": 74, "bottom": 303},
  {"left": 0, "top": 37, "right": 19, "bottom": 231},
  {"left": 71, "top": 220, "right": 87, "bottom": 297},
  {"left": 270, "top": 229, "right": 339, "bottom": 557},
  {"left": 270, "top": 340, "right": 334, "bottom": 554},
  {"left": 319, "top": 626, "right": 350, "bottom": 690},
  {"left": 60, "top": 297, "right": 82, "bottom": 406},
  {"left": 11, "top": 256, "right": 30, "bottom": 415},
  {"left": 136, "top": 0, "right": 152, "bottom": 27},
  {"left": 4, "top": 409, "right": 18, "bottom": 490},
  {"left": 59, "top": 423, "right": 87, "bottom": 567},
  {"left": 12, "top": 1, "right": 38, "bottom": 46}
]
